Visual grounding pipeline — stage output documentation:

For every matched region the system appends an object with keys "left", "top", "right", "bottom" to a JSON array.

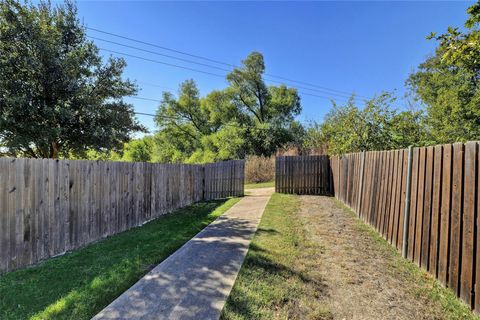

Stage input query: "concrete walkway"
[{"left": 92, "top": 187, "right": 273, "bottom": 320}]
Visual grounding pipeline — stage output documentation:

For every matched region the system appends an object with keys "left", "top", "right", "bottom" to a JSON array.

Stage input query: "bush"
[{"left": 245, "top": 155, "right": 275, "bottom": 183}]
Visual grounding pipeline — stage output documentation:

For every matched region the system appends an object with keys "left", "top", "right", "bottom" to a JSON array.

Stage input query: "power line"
[
  {"left": 99, "top": 48, "right": 226, "bottom": 79},
  {"left": 136, "top": 81, "right": 176, "bottom": 92},
  {"left": 131, "top": 108, "right": 249, "bottom": 130},
  {"left": 127, "top": 97, "right": 302, "bottom": 130},
  {"left": 128, "top": 96, "right": 162, "bottom": 103},
  {"left": 92, "top": 35, "right": 358, "bottom": 100},
  {"left": 90, "top": 36, "right": 231, "bottom": 73},
  {"left": 87, "top": 26, "right": 233, "bottom": 67},
  {"left": 100, "top": 48, "right": 352, "bottom": 103},
  {"left": 87, "top": 26, "right": 369, "bottom": 99}
]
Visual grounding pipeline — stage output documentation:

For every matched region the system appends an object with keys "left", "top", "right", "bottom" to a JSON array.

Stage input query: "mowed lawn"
[
  {"left": 221, "top": 193, "right": 332, "bottom": 319},
  {"left": 222, "top": 193, "right": 479, "bottom": 320},
  {"left": 0, "top": 198, "right": 240, "bottom": 320}
]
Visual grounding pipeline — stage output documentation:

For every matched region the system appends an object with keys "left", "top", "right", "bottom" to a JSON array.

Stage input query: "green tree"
[
  {"left": 153, "top": 80, "right": 218, "bottom": 163},
  {"left": 152, "top": 52, "right": 303, "bottom": 162},
  {"left": 0, "top": 0, "right": 144, "bottom": 158},
  {"left": 390, "top": 109, "right": 431, "bottom": 148},
  {"left": 407, "top": 1, "right": 480, "bottom": 143},
  {"left": 122, "top": 137, "right": 154, "bottom": 162},
  {"left": 311, "top": 93, "right": 427, "bottom": 155},
  {"left": 226, "top": 52, "right": 302, "bottom": 156}
]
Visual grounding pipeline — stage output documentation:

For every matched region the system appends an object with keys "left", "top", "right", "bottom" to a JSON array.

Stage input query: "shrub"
[{"left": 245, "top": 155, "right": 275, "bottom": 183}]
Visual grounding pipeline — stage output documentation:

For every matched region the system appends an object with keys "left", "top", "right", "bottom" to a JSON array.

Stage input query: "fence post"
[
  {"left": 402, "top": 146, "right": 414, "bottom": 258},
  {"left": 356, "top": 151, "right": 366, "bottom": 217}
]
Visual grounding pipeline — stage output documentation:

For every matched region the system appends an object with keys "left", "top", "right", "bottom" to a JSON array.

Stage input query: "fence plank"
[
  {"left": 438, "top": 144, "right": 452, "bottom": 286},
  {"left": 461, "top": 142, "right": 476, "bottom": 305},
  {"left": 408, "top": 148, "right": 420, "bottom": 261},
  {"left": 429, "top": 145, "right": 443, "bottom": 276},
  {"left": 449, "top": 143, "right": 464, "bottom": 295},
  {"left": 414, "top": 147, "right": 426, "bottom": 266},
  {"left": 421, "top": 146, "right": 434, "bottom": 270},
  {"left": 397, "top": 149, "right": 408, "bottom": 250}
]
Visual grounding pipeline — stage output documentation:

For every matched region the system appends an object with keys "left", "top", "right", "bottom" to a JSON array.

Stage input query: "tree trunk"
[{"left": 49, "top": 142, "right": 59, "bottom": 158}]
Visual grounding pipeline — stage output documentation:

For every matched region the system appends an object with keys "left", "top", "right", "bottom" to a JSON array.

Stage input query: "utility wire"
[
  {"left": 100, "top": 48, "right": 351, "bottom": 103},
  {"left": 92, "top": 35, "right": 359, "bottom": 100},
  {"left": 87, "top": 26, "right": 369, "bottom": 99},
  {"left": 136, "top": 81, "right": 177, "bottom": 92},
  {"left": 88, "top": 26, "right": 233, "bottom": 67},
  {"left": 90, "top": 36, "right": 231, "bottom": 73},
  {"left": 131, "top": 108, "right": 250, "bottom": 130},
  {"left": 99, "top": 48, "right": 226, "bottom": 79},
  {"left": 127, "top": 97, "right": 301, "bottom": 130}
]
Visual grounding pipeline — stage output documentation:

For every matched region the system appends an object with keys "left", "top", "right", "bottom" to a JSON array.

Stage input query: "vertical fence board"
[
  {"left": 439, "top": 144, "right": 453, "bottom": 286},
  {"left": 397, "top": 149, "right": 408, "bottom": 250},
  {"left": 429, "top": 145, "right": 443, "bottom": 277},
  {"left": 414, "top": 148, "right": 426, "bottom": 266},
  {"left": 449, "top": 143, "right": 464, "bottom": 295},
  {"left": 421, "top": 146, "right": 434, "bottom": 270},
  {"left": 461, "top": 142, "right": 476, "bottom": 304},
  {"left": 408, "top": 148, "right": 420, "bottom": 261}
]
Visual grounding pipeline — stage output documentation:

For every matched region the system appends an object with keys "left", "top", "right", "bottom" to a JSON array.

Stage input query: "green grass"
[
  {"left": 0, "top": 198, "right": 240, "bottom": 320},
  {"left": 244, "top": 181, "right": 274, "bottom": 189},
  {"left": 221, "top": 193, "right": 331, "bottom": 320},
  {"left": 334, "top": 199, "right": 479, "bottom": 320}
]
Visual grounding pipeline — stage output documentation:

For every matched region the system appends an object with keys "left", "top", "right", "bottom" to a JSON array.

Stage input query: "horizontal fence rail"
[
  {"left": 276, "top": 141, "right": 480, "bottom": 312},
  {"left": 275, "top": 155, "right": 332, "bottom": 195},
  {"left": 0, "top": 158, "right": 244, "bottom": 273}
]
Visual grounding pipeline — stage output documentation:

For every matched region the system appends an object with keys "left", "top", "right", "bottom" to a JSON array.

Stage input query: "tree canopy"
[
  {"left": 407, "top": 2, "right": 480, "bottom": 143},
  {"left": 5, "top": 0, "right": 479, "bottom": 162},
  {"left": 305, "top": 93, "right": 429, "bottom": 155},
  {"left": 0, "top": 0, "right": 144, "bottom": 158},
  {"left": 152, "top": 52, "right": 303, "bottom": 163}
]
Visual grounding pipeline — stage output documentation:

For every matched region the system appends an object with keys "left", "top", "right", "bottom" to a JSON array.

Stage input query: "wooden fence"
[
  {"left": 204, "top": 160, "right": 245, "bottom": 200},
  {"left": 275, "top": 155, "right": 332, "bottom": 195},
  {"left": 0, "top": 158, "right": 244, "bottom": 273},
  {"left": 276, "top": 141, "right": 480, "bottom": 311}
]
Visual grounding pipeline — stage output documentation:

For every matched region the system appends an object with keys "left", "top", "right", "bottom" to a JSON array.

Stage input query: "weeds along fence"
[
  {"left": 276, "top": 141, "right": 480, "bottom": 311},
  {"left": 0, "top": 158, "right": 244, "bottom": 273}
]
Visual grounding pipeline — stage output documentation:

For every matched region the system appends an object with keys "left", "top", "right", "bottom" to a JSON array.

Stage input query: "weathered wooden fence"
[
  {"left": 204, "top": 160, "right": 245, "bottom": 200},
  {"left": 276, "top": 141, "right": 480, "bottom": 311},
  {"left": 0, "top": 158, "right": 244, "bottom": 273},
  {"left": 275, "top": 155, "right": 332, "bottom": 195}
]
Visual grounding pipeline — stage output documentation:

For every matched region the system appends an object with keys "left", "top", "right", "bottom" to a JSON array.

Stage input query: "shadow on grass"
[
  {"left": 255, "top": 227, "right": 280, "bottom": 235},
  {"left": 0, "top": 199, "right": 238, "bottom": 320},
  {"left": 222, "top": 227, "right": 329, "bottom": 319}
]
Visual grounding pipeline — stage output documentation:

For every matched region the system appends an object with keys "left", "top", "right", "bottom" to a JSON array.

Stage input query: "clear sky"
[{"left": 74, "top": 1, "right": 473, "bottom": 134}]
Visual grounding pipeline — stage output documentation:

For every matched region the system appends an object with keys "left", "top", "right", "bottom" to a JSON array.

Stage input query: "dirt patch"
[{"left": 297, "top": 195, "right": 450, "bottom": 320}]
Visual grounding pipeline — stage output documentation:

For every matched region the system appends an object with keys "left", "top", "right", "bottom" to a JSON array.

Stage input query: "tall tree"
[
  {"left": 407, "top": 2, "right": 480, "bottom": 143},
  {"left": 0, "top": 0, "right": 144, "bottom": 158},
  {"left": 226, "top": 52, "right": 302, "bottom": 156},
  {"left": 153, "top": 52, "right": 303, "bottom": 162}
]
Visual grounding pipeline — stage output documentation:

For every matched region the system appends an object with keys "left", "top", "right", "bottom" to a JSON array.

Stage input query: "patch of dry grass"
[
  {"left": 334, "top": 199, "right": 479, "bottom": 320},
  {"left": 245, "top": 156, "right": 275, "bottom": 183}
]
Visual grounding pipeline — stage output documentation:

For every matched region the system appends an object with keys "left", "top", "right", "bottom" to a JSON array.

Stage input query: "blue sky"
[{"left": 75, "top": 1, "right": 473, "bottom": 134}]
